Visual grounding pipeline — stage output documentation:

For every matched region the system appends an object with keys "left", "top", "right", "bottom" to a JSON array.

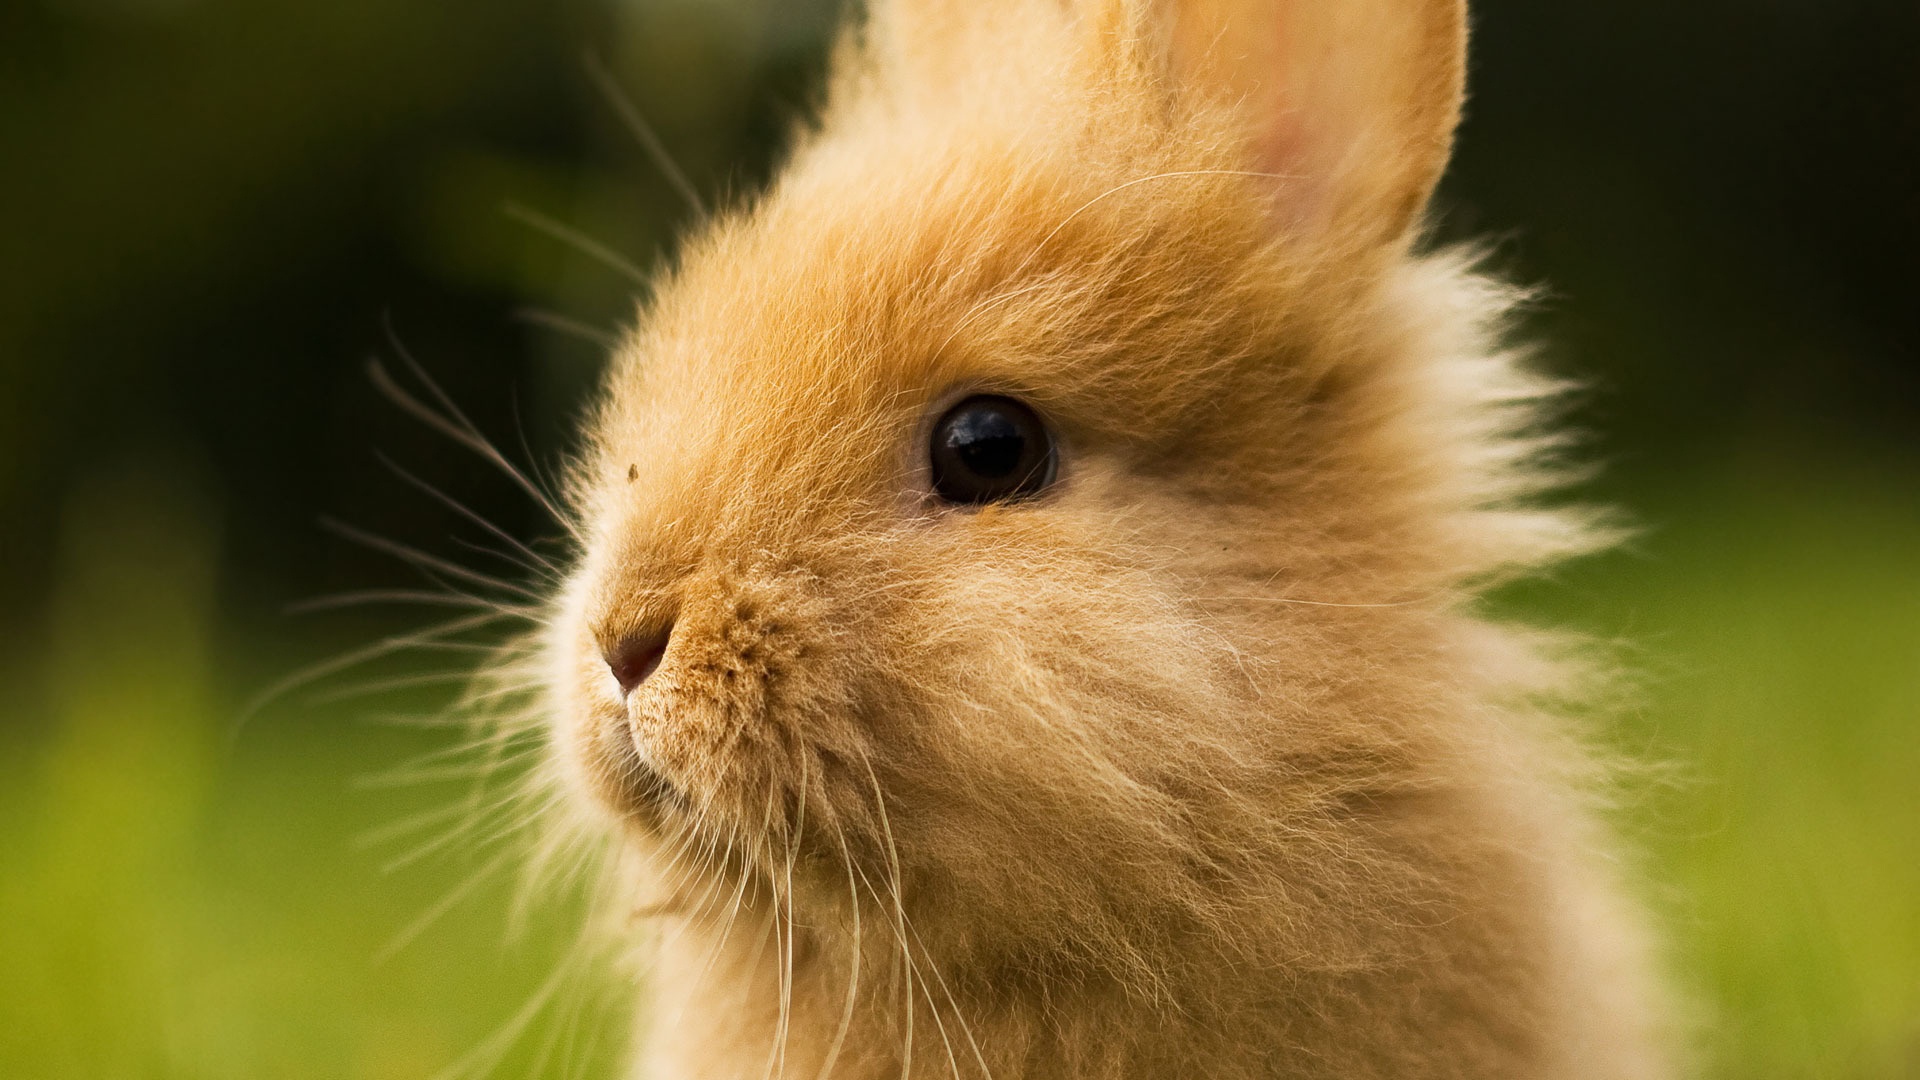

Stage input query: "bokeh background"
[{"left": 2, "top": 0, "right": 1915, "bottom": 1077}]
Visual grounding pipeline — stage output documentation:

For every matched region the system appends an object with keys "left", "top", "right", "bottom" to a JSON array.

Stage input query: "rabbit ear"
[
  {"left": 859, "top": 0, "right": 1463, "bottom": 247},
  {"left": 1116, "top": 0, "right": 1467, "bottom": 248}
]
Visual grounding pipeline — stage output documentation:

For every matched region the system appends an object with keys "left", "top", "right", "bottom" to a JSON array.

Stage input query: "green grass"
[
  {"left": 1, "top": 475, "right": 1914, "bottom": 1079},
  {"left": 1561, "top": 480, "right": 1920, "bottom": 1077},
  {"left": 0, "top": 673, "right": 617, "bottom": 1079}
]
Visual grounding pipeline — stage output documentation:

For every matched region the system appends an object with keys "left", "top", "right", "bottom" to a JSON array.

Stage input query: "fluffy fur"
[{"left": 532, "top": 0, "right": 1671, "bottom": 1076}]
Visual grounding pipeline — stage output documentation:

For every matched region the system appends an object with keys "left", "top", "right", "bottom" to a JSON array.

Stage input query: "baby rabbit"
[{"left": 540, "top": 0, "right": 1671, "bottom": 1076}]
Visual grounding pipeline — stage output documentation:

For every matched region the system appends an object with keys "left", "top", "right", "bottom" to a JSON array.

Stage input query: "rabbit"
[{"left": 532, "top": 0, "right": 1674, "bottom": 1076}]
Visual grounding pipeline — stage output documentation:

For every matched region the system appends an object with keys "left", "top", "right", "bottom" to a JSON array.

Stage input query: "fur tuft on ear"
[{"left": 1106, "top": 0, "right": 1467, "bottom": 248}]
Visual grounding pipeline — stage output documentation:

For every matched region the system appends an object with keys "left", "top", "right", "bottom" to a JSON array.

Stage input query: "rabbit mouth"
[
  {"left": 568, "top": 685, "right": 694, "bottom": 828},
  {"left": 614, "top": 732, "right": 690, "bottom": 816},
  {"left": 571, "top": 559, "right": 878, "bottom": 887}
]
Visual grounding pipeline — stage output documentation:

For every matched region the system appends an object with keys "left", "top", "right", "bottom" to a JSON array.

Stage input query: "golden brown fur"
[{"left": 535, "top": 0, "right": 1671, "bottom": 1076}]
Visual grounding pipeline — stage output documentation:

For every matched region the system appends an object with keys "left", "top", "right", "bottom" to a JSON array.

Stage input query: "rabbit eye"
[{"left": 929, "top": 395, "right": 1057, "bottom": 505}]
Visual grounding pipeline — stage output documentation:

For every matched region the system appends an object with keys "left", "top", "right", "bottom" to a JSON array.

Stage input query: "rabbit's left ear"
[{"left": 1108, "top": 0, "right": 1468, "bottom": 249}]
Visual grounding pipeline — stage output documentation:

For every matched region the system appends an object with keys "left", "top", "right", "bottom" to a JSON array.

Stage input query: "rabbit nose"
[{"left": 605, "top": 627, "right": 671, "bottom": 697}]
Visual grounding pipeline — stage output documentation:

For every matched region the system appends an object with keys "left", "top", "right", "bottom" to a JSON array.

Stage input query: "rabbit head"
[{"left": 541, "top": 1, "right": 1642, "bottom": 1066}]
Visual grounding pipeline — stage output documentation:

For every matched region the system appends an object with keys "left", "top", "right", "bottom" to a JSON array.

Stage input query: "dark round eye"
[{"left": 929, "top": 395, "right": 1057, "bottom": 505}]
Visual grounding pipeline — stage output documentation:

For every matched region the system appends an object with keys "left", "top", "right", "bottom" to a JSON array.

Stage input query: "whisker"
[
  {"left": 357, "top": 700, "right": 534, "bottom": 731},
  {"left": 287, "top": 588, "right": 538, "bottom": 618},
  {"left": 357, "top": 744, "right": 541, "bottom": 800},
  {"left": 898, "top": 906, "right": 994, "bottom": 1080},
  {"left": 357, "top": 746, "right": 543, "bottom": 790},
  {"left": 1192, "top": 592, "right": 1443, "bottom": 609},
  {"left": 814, "top": 823, "right": 864, "bottom": 1080},
  {"left": 427, "top": 929, "right": 597, "bottom": 1080},
  {"left": 706, "top": 824, "right": 761, "bottom": 965},
  {"left": 366, "top": 745, "right": 549, "bottom": 853},
  {"left": 377, "top": 845, "right": 518, "bottom": 966},
  {"left": 447, "top": 534, "right": 553, "bottom": 582},
  {"left": 772, "top": 759, "right": 811, "bottom": 1080},
  {"left": 321, "top": 516, "right": 545, "bottom": 601},
  {"left": 306, "top": 668, "right": 537, "bottom": 707},
  {"left": 503, "top": 201, "right": 651, "bottom": 288},
  {"left": 558, "top": 848, "right": 632, "bottom": 1080},
  {"left": 760, "top": 833, "right": 791, "bottom": 1080},
  {"left": 507, "top": 391, "right": 575, "bottom": 545},
  {"left": 346, "top": 639, "right": 533, "bottom": 659},
  {"left": 932, "top": 277, "right": 1060, "bottom": 365},
  {"left": 357, "top": 794, "right": 518, "bottom": 851},
  {"left": 367, "top": 348, "right": 584, "bottom": 546},
  {"left": 383, "top": 793, "right": 547, "bottom": 877},
  {"left": 376, "top": 453, "right": 562, "bottom": 579},
  {"left": 234, "top": 609, "right": 514, "bottom": 738},
  {"left": 852, "top": 863, "right": 926, "bottom": 1080},
  {"left": 855, "top": 756, "right": 925, "bottom": 1080},
  {"left": 583, "top": 50, "right": 708, "bottom": 221},
  {"left": 514, "top": 306, "right": 623, "bottom": 351}
]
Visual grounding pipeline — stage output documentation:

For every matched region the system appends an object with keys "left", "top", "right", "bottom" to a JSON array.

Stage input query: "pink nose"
[{"left": 605, "top": 628, "right": 670, "bottom": 697}]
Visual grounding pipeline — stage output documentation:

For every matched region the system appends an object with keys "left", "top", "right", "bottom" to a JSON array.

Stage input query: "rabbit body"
[{"left": 543, "top": 1, "right": 1672, "bottom": 1077}]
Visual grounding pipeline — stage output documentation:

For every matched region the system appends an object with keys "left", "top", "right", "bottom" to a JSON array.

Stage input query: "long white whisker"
[
  {"left": 898, "top": 908, "right": 994, "bottom": 1080},
  {"left": 426, "top": 927, "right": 599, "bottom": 1080},
  {"left": 234, "top": 609, "right": 514, "bottom": 737},
  {"left": 1193, "top": 593, "right": 1442, "bottom": 609},
  {"left": 357, "top": 791, "right": 522, "bottom": 851},
  {"left": 855, "top": 757, "right": 927, "bottom": 1080},
  {"left": 287, "top": 588, "right": 540, "bottom": 619},
  {"left": 321, "top": 516, "right": 545, "bottom": 601},
  {"left": 310, "top": 668, "right": 539, "bottom": 707},
  {"left": 852, "top": 864, "right": 935, "bottom": 1080},
  {"left": 376, "top": 453, "right": 562, "bottom": 579},
  {"left": 814, "top": 823, "right": 864, "bottom": 1080},
  {"left": 357, "top": 745, "right": 543, "bottom": 790},
  {"left": 378, "top": 779, "right": 550, "bottom": 875},
  {"left": 777, "top": 760, "right": 811, "bottom": 1080},
  {"left": 367, "top": 353, "right": 585, "bottom": 547}
]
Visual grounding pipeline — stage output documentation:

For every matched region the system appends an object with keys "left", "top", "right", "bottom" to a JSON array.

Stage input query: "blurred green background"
[{"left": 0, "top": 1, "right": 1914, "bottom": 1077}]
